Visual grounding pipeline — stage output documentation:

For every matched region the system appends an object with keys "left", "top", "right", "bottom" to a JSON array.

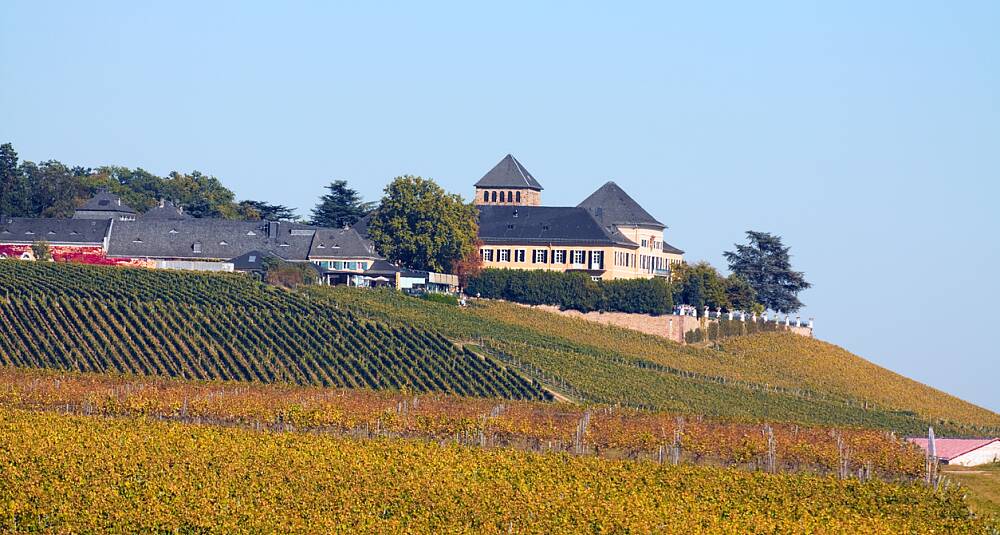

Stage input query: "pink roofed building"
[{"left": 907, "top": 437, "right": 1000, "bottom": 466}]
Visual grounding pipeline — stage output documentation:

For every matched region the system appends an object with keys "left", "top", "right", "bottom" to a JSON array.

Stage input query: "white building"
[{"left": 908, "top": 437, "right": 1000, "bottom": 466}]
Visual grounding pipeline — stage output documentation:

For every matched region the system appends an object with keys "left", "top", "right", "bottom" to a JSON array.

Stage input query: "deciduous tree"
[{"left": 368, "top": 176, "right": 478, "bottom": 273}]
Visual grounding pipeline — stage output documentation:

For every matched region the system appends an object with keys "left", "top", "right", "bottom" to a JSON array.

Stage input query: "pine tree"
[
  {"left": 724, "top": 231, "right": 810, "bottom": 313},
  {"left": 310, "top": 180, "right": 371, "bottom": 228}
]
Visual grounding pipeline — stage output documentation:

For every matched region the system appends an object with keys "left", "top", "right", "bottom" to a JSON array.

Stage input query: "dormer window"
[
  {"left": 247, "top": 231, "right": 256, "bottom": 236},
  {"left": 542, "top": 225, "right": 550, "bottom": 231},
  {"left": 47, "top": 230, "right": 56, "bottom": 235},
  {"left": 132, "top": 238, "right": 143, "bottom": 243},
  {"left": 506, "top": 224, "right": 515, "bottom": 230},
  {"left": 317, "top": 244, "right": 326, "bottom": 249},
  {"left": 279, "top": 243, "right": 290, "bottom": 247},
  {"left": 24, "top": 231, "right": 34, "bottom": 235},
  {"left": 169, "top": 229, "right": 179, "bottom": 234},
  {"left": 219, "top": 241, "right": 228, "bottom": 246},
  {"left": 192, "top": 241, "right": 202, "bottom": 253}
]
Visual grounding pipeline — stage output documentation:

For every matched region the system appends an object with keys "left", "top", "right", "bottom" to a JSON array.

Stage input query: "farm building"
[{"left": 907, "top": 437, "right": 1000, "bottom": 466}]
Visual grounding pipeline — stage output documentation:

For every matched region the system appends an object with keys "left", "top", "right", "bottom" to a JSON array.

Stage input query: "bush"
[{"left": 466, "top": 269, "right": 672, "bottom": 315}]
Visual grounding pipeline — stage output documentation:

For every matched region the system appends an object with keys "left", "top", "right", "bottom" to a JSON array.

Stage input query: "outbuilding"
[{"left": 908, "top": 437, "right": 1000, "bottom": 466}]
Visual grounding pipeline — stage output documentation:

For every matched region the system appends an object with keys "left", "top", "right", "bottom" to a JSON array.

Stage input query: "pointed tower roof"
[
  {"left": 577, "top": 181, "right": 664, "bottom": 228},
  {"left": 474, "top": 154, "right": 543, "bottom": 191}
]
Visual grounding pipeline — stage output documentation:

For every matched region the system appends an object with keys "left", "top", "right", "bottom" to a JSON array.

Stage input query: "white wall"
[{"left": 949, "top": 441, "right": 1000, "bottom": 466}]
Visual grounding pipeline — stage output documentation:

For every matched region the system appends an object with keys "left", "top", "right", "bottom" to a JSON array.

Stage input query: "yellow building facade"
[{"left": 475, "top": 155, "right": 683, "bottom": 280}]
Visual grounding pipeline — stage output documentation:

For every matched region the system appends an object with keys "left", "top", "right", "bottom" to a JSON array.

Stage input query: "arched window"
[
  {"left": 483, "top": 191, "right": 489, "bottom": 202},
  {"left": 516, "top": 191, "right": 521, "bottom": 203},
  {"left": 491, "top": 191, "right": 497, "bottom": 202}
]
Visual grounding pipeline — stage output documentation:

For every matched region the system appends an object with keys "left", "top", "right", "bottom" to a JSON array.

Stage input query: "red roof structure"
[{"left": 907, "top": 438, "right": 999, "bottom": 461}]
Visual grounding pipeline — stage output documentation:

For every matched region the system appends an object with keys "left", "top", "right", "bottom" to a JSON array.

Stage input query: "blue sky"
[{"left": 2, "top": 1, "right": 998, "bottom": 411}]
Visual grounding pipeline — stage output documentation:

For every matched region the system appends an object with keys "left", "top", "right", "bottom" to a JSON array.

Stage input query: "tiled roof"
[
  {"left": 578, "top": 181, "right": 664, "bottom": 228},
  {"left": 228, "top": 250, "right": 276, "bottom": 271},
  {"left": 0, "top": 217, "right": 111, "bottom": 245},
  {"left": 477, "top": 205, "right": 636, "bottom": 247},
  {"left": 906, "top": 438, "right": 999, "bottom": 461},
  {"left": 75, "top": 191, "right": 136, "bottom": 215},
  {"left": 474, "top": 154, "right": 543, "bottom": 191}
]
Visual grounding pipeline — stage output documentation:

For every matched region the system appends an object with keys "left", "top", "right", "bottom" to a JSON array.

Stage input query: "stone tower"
[{"left": 473, "top": 154, "right": 543, "bottom": 206}]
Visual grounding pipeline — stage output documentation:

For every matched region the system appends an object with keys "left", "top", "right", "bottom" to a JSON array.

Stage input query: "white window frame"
[
  {"left": 572, "top": 250, "right": 586, "bottom": 265},
  {"left": 499, "top": 249, "right": 510, "bottom": 262},
  {"left": 481, "top": 249, "right": 494, "bottom": 262}
]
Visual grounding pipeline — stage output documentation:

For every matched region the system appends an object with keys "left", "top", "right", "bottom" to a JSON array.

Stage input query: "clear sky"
[{"left": 2, "top": 1, "right": 997, "bottom": 411}]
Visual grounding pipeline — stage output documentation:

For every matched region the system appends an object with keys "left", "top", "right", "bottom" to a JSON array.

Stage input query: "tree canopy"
[
  {"left": 368, "top": 176, "right": 478, "bottom": 273},
  {"left": 238, "top": 200, "right": 297, "bottom": 221},
  {"left": 310, "top": 180, "right": 372, "bottom": 228},
  {"left": 0, "top": 142, "right": 278, "bottom": 221},
  {"left": 724, "top": 231, "right": 810, "bottom": 313}
]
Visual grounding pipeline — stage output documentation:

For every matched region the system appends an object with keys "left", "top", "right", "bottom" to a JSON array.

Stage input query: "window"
[
  {"left": 572, "top": 250, "right": 585, "bottom": 264},
  {"left": 248, "top": 255, "right": 257, "bottom": 263},
  {"left": 506, "top": 224, "right": 515, "bottom": 230},
  {"left": 483, "top": 191, "right": 489, "bottom": 202},
  {"left": 481, "top": 249, "right": 494, "bottom": 262},
  {"left": 592, "top": 251, "right": 604, "bottom": 269},
  {"left": 491, "top": 191, "right": 497, "bottom": 202},
  {"left": 516, "top": 191, "right": 521, "bottom": 203},
  {"left": 192, "top": 242, "right": 202, "bottom": 253},
  {"left": 641, "top": 239, "right": 648, "bottom": 248},
  {"left": 553, "top": 250, "right": 566, "bottom": 263},
  {"left": 532, "top": 250, "right": 547, "bottom": 263},
  {"left": 514, "top": 249, "right": 525, "bottom": 262},
  {"left": 499, "top": 249, "right": 511, "bottom": 262}
]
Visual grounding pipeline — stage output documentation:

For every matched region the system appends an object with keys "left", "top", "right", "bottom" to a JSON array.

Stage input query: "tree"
[
  {"left": 0, "top": 143, "right": 29, "bottom": 216},
  {"left": 238, "top": 200, "right": 297, "bottom": 221},
  {"left": 21, "top": 160, "right": 82, "bottom": 217},
  {"left": 671, "top": 261, "right": 729, "bottom": 313},
  {"left": 163, "top": 171, "right": 240, "bottom": 219},
  {"left": 368, "top": 176, "right": 478, "bottom": 273},
  {"left": 452, "top": 239, "right": 484, "bottom": 289},
  {"left": 31, "top": 240, "right": 52, "bottom": 261},
  {"left": 724, "top": 274, "right": 758, "bottom": 311},
  {"left": 310, "top": 180, "right": 372, "bottom": 228},
  {"left": 724, "top": 231, "right": 810, "bottom": 313}
]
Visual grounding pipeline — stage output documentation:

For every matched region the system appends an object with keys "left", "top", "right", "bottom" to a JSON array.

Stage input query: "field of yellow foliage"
[{"left": 0, "top": 407, "right": 993, "bottom": 534}]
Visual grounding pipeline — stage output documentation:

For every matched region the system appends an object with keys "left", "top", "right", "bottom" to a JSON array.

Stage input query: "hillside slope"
[
  {"left": 315, "top": 287, "right": 1000, "bottom": 433},
  {"left": 0, "top": 261, "right": 544, "bottom": 401}
]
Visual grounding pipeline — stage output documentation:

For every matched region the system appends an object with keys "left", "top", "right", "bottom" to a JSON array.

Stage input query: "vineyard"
[
  {"left": 1, "top": 407, "right": 994, "bottom": 534},
  {"left": 311, "top": 287, "right": 1000, "bottom": 434},
  {"left": 0, "top": 367, "right": 926, "bottom": 479},
  {"left": 0, "top": 261, "right": 544, "bottom": 400}
]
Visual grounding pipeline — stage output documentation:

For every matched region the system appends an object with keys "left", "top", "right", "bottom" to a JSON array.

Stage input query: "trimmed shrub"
[{"left": 466, "top": 269, "right": 672, "bottom": 315}]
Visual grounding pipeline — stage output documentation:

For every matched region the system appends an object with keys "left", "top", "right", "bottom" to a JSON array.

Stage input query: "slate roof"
[
  {"left": 477, "top": 206, "right": 636, "bottom": 247},
  {"left": 75, "top": 191, "right": 136, "bottom": 215},
  {"left": 0, "top": 217, "right": 111, "bottom": 245},
  {"left": 351, "top": 212, "right": 373, "bottom": 240},
  {"left": 474, "top": 154, "right": 543, "bottom": 191},
  {"left": 662, "top": 242, "right": 684, "bottom": 255},
  {"left": 364, "top": 259, "right": 403, "bottom": 276},
  {"left": 309, "top": 227, "right": 380, "bottom": 259},
  {"left": 577, "top": 181, "right": 664, "bottom": 228},
  {"left": 107, "top": 220, "right": 317, "bottom": 261},
  {"left": 141, "top": 200, "right": 191, "bottom": 221},
  {"left": 228, "top": 250, "right": 276, "bottom": 272}
]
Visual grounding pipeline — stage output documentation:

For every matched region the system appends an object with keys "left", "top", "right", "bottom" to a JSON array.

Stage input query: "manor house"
[{"left": 474, "top": 155, "right": 683, "bottom": 280}]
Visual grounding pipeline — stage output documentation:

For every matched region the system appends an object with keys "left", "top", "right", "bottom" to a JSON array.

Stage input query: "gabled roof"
[
  {"left": 907, "top": 438, "right": 1000, "bottom": 461},
  {"left": 308, "top": 227, "right": 380, "bottom": 259},
  {"left": 0, "top": 217, "right": 111, "bottom": 245},
  {"left": 474, "top": 154, "right": 543, "bottom": 191},
  {"left": 228, "top": 250, "right": 276, "bottom": 272},
  {"left": 141, "top": 200, "right": 191, "bottom": 221},
  {"left": 477, "top": 205, "right": 637, "bottom": 247},
  {"left": 107, "top": 220, "right": 317, "bottom": 261},
  {"left": 75, "top": 191, "right": 136, "bottom": 215},
  {"left": 577, "top": 181, "right": 663, "bottom": 228}
]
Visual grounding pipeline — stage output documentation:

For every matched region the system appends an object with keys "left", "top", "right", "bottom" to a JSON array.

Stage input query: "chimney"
[{"left": 268, "top": 221, "right": 279, "bottom": 237}]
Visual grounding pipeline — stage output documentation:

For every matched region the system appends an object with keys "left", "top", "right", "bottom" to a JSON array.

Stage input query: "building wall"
[
  {"left": 0, "top": 244, "right": 144, "bottom": 266},
  {"left": 474, "top": 187, "right": 541, "bottom": 206},
  {"left": 614, "top": 225, "right": 683, "bottom": 277},
  {"left": 949, "top": 442, "right": 1000, "bottom": 466},
  {"left": 479, "top": 243, "right": 663, "bottom": 280}
]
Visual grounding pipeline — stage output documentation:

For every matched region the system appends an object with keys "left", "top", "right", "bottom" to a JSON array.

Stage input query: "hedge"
[{"left": 466, "top": 269, "right": 672, "bottom": 315}]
